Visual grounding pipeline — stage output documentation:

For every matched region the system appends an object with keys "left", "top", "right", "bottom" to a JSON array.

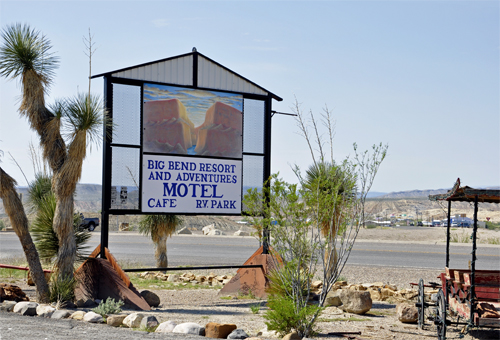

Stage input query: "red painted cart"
[{"left": 416, "top": 179, "right": 500, "bottom": 340}]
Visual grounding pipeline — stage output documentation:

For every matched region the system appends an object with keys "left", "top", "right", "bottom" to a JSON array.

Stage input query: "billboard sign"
[
  {"left": 143, "top": 84, "right": 243, "bottom": 159},
  {"left": 142, "top": 84, "right": 243, "bottom": 214},
  {"left": 142, "top": 154, "right": 242, "bottom": 214}
]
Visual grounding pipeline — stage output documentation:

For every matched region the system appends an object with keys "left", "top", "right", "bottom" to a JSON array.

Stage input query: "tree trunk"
[
  {"left": 0, "top": 167, "right": 50, "bottom": 303},
  {"left": 52, "top": 195, "right": 76, "bottom": 279},
  {"left": 155, "top": 235, "right": 168, "bottom": 269}
]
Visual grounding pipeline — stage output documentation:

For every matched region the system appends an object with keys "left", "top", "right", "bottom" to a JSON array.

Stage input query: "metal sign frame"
[{"left": 92, "top": 50, "right": 282, "bottom": 256}]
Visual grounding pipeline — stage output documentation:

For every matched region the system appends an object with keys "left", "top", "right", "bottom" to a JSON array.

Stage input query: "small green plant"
[
  {"left": 238, "top": 289, "right": 258, "bottom": 300},
  {"left": 140, "top": 324, "right": 158, "bottom": 333},
  {"left": 250, "top": 303, "right": 261, "bottom": 314},
  {"left": 0, "top": 219, "right": 6, "bottom": 231},
  {"left": 485, "top": 221, "right": 500, "bottom": 231},
  {"left": 49, "top": 276, "right": 76, "bottom": 305},
  {"left": 220, "top": 296, "right": 232, "bottom": 300},
  {"left": 336, "top": 276, "right": 347, "bottom": 283},
  {"left": 92, "top": 297, "right": 124, "bottom": 317},
  {"left": 265, "top": 294, "right": 324, "bottom": 337}
]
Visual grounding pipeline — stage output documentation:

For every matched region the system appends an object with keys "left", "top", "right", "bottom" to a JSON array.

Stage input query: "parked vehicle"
[{"left": 79, "top": 213, "right": 99, "bottom": 232}]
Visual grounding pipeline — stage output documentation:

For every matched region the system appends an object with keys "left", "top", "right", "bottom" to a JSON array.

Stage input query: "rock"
[
  {"left": 1, "top": 301, "right": 17, "bottom": 312},
  {"left": 177, "top": 227, "right": 192, "bottom": 234},
  {"left": 311, "top": 280, "right": 323, "bottom": 290},
  {"left": 202, "top": 224, "right": 215, "bottom": 235},
  {"left": 339, "top": 290, "right": 372, "bottom": 314},
  {"left": 234, "top": 230, "right": 250, "bottom": 236},
  {"left": 17, "top": 302, "right": 38, "bottom": 316},
  {"left": 195, "top": 275, "right": 206, "bottom": 282},
  {"left": 70, "top": 311, "right": 86, "bottom": 320},
  {"left": 205, "top": 322, "right": 237, "bottom": 338},
  {"left": 140, "top": 290, "right": 160, "bottom": 307},
  {"left": 119, "top": 222, "right": 130, "bottom": 231},
  {"left": 83, "top": 311, "right": 103, "bottom": 323},
  {"left": 0, "top": 284, "right": 29, "bottom": 302},
  {"left": 140, "top": 315, "right": 159, "bottom": 329},
  {"left": 107, "top": 314, "right": 127, "bottom": 327},
  {"left": 397, "top": 303, "right": 418, "bottom": 323},
  {"left": 167, "top": 274, "right": 180, "bottom": 282},
  {"left": 173, "top": 322, "right": 203, "bottom": 335},
  {"left": 334, "top": 281, "right": 348, "bottom": 287},
  {"left": 51, "top": 310, "right": 71, "bottom": 319},
  {"left": 325, "top": 290, "right": 342, "bottom": 306},
  {"left": 155, "top": 320, "right": 177, "bottom": 333},
  {"left": 368, "top": 288, "right": 382, "bottom": 301},
  {"left": 36, "top": 304, "right": 55, "bottom": 317},
  {"left": 75, "top": 298, "right": 98, "bottom": 308},
  {"left": 207, "top": 229, "right": 225, "bottom": 236},
  {"left": 13, "top": 301, "right": 36, "bottom": 313},
  {"left": 123, "top": 313, "right": 145, "bottom": 328},
  {"left": 57, "top": 300, "right": 77, "bottom": 309},
  {"left": 385, "top": 284, "right": 398, "bottom": 291},
  {"left": 227, "top": 329, "right": 249, "bottom": 339},
  {"left": 380, "top": 288, "right": 395, "bottom": 300},
  {"left": 282, "top": 332, "right": 301, "bottom": 340}
]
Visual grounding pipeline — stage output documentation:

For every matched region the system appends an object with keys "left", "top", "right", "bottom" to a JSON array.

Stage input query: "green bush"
[
  {"left": 92, "top": 297, "right": 124, "bottom": 318},
  {"left": 264, "top": 294, "right": 323, "bottom": 337},
  {"left": 485, "top": 221, "right": 500, "bottom": 231},
  {"left": 49, "top": 276, "right": 76, "bottom": 304}
]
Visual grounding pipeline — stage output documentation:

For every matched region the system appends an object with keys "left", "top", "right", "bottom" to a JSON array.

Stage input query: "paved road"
[{"left": 1, "top": 231, "right": 498, "bottom": 270}]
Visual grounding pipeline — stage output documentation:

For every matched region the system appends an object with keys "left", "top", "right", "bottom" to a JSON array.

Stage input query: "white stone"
[
  {"left": 123, "top": 312, "right": 145, "bottom": 328},
  {"left": 173, "top": 322, "right": 203, "bottom": 335},
  {"left": 234, "top": 230, "right": 250, "bottom": 236},
  {"left": 177, "top": 227, "right": 192, "bottom": 235},
  {"left": 83, "top": 311, "right": 103, "bottom": 323},
  {"left": 13, "top": 301, "right": 37, "bottom": 313},
  {"left": 36, "top": 304, "right": 55, "bottom": 317},
  {"left": 202, "top": 224, "right": 215, "bottom": 235},
  {"left": 156, "top": 320, "right": 177, "bottom": 333}
]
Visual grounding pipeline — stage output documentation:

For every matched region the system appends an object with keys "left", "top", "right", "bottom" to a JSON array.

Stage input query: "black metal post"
[
  {"left": 262, "top": 96, "right": 273, "bottom": 255},
  {"left": 446, "top": 200, "right": 451, "bottom": 268},
  {"left": 470, "top": 195, "right": 478, "bottom": 324},
  {"left": 100, "top": 76, "right": 113, "bottom": 259}
]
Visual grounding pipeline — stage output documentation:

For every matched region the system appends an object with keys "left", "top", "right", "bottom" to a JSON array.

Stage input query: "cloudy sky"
[{"left": 0, "top": 1, "right": 498, "bottom": 193}]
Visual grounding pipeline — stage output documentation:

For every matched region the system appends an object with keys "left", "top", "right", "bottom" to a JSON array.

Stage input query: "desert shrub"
[
  {"left": 92, "top": 297, "right": 124, "bottom": 317},
  {"left": 49, "top": 275, "right": 76, "bottom": 304},
  {"left": 264, "top": 293, "right": 323, "bottom": 337}
]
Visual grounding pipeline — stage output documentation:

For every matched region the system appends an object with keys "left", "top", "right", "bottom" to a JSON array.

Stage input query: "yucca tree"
[
  {"left": 0, "top": 24, "right": 107, "bottom": 279},
  {"left": 302, "top": 161, "right": 357, "bottom": 270},
  {"left": 0, "top": 167, "right": 50, "bottom": 302},
  {"left": 139, "top": 215, "right": 182, "bottom": 268},
  {"left": 28, "top": 173, "right": 91, "bottom": 265}
]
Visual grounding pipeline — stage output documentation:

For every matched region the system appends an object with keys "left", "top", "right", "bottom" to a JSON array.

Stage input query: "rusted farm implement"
[{"left": 415, "top": 179, "right": 500, "bottom": 340}]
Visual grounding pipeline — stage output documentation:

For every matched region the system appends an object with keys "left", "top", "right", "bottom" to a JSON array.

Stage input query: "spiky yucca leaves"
[
  {"left": 1, "top": 24, "right": 108, "bottom": 279},
  {"left": 0, "top": 23, "right": 59, "bottom": 83},
  {"left": 0, "top": 167, "right": 50, "bottom": 302},
  {"left": 27, "top": 173, "right": 52, "bottom": 213},
  {"left": 30, "top": 193, "right": 90, "bottom": 264},
  {"left": 139, "top": 215, "right": 182, "bottom": 268}
]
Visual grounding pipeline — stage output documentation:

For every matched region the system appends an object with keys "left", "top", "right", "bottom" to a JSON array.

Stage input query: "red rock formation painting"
[
  {"left": 144, "top": 99, "right": 242, "bottom": 158},
  {"left": 194, "top": 102, "right": 243, "bottom": 158},
  {"left": 143, "top": 99, "right": 196, "bottom": 154}
]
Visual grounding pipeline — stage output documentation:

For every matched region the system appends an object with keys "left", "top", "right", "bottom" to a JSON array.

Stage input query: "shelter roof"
[
  {"left": 91, "top": 50, "right": 282, "bottom": 101},
  {"left": 428, "top": 178, "right": 500, "bottom": 204}
]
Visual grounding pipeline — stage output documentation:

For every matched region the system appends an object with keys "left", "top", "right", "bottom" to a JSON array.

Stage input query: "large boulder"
[
  {"left": 202, "top": 224, "right": 215, "bottom": 235},
  {"left": 15, "top": 301, "right": 38, "bottom": 316},
  {"left": 156, "top": 320, "right": 177, "bottom": 333},
  {"left": 0, "top": 284, "right": 29, "bottom": 302},
  {"left": 36, "top": 304, "right": 55, "bottom": 318},
  {"left": 140, "top": 315, "right": 159, "bottom": 329},
  {"left": 325, "top": 290, "right": 342, "bottom": 307},
  {"left": 123, "top": 313, "right": 145, "bottom": 328},
  {"left": 0, "top": 301, "right": 17, "bottom": 312},
  {"left": 177, "top": 227, "right": 192, "bottom": 235},
  {"left": 83, "top": 311, "right": 103, "bottom": 323},
  {"left": 397, "top": 303, "right": 418, "bottom": 323},
  {"left": 70, "top": 311, "right": 86, "bottom": 320},
  {"left": 339, "top": 290, "right": 372, "bottom": 314},
  {"left": 227, "top": 329, "right": 249, "bottom": 339},
  {"left": 107, "top": 314, "right": 127, "bottom": 327},
  {"left": 205, "top": 322, "right": 237, "bottom": 338},
  {"left": 51, "top": 310, "right": 71, "bottom": 319},
  {"left": 140, "top": 290, "right": 160, "bottom": 307},
  {"left": 173, "top": 322, "right": 204, "bottom": 335}
]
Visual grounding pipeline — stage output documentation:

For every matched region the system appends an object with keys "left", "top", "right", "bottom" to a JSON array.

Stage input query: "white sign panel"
[{"left": 142, "top": 155, "right": 242, "bottom": 214}]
